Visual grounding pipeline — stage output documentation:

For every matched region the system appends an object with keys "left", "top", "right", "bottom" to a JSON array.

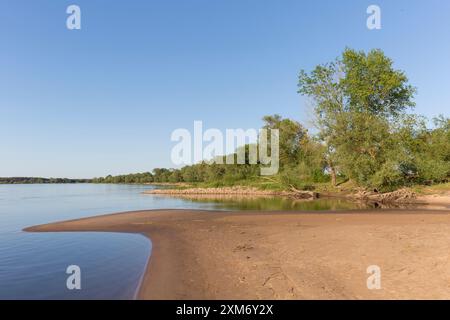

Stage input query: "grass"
[{"left": 411, "top": 182, "right": 450, "bottom": 195}]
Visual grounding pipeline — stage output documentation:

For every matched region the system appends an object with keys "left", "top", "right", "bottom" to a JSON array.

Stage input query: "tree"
[
  {"left": 262, "top": 114, "right": 327, "bottom": 187},
  {"left": 262, "top": 114, "right": 307, "bottom": 167},
  {"left": 413, "top": 115, "right": 450, "bottom": 183},
  {"left": 298, "top": 60, "right": 344, "bottom": 185},
  {"left": 298, "top": 48, "right": 417, "bottom": 189}
]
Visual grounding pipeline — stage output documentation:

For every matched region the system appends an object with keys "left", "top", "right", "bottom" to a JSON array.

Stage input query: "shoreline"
[
  {"left": 25, "top": 208, "right": 450, "bottom": 299},
  {"left": 144, "top": 186, "right": 317, "bottom": 199},
  {"left": 144, "top": 186, "right": 450, "bottom": 207}
]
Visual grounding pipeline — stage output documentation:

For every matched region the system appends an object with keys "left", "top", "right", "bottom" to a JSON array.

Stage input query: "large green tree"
[{"left": 298, "top": 48, "right": 417, "bottom": 189}]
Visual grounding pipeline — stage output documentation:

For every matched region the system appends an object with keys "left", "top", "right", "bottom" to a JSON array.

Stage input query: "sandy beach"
[{"left": 25, "top": 208, "right": 450, "bottom": 300}]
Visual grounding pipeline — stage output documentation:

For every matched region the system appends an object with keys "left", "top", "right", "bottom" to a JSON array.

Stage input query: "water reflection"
[
  {"left": 155, "top": 194, "right": 376, "bottom": 211},
  {"left": 151, "top": 193, "right": 446, "bottom": 211}
]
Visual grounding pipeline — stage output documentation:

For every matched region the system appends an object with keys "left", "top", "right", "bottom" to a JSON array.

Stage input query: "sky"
[{"left": 1, "top": 0, "right": 449, "bottom": 178}]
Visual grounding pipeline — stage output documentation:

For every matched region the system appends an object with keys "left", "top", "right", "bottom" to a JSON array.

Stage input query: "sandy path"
[{"left": 25, "top": 209, "right": 450, "bottom": 299}]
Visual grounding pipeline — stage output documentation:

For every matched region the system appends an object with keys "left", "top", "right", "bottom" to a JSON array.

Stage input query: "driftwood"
[
  {"left": 289, "top": 185, "right": 319, "bottom": 199},
  {"left": 354, "top": 188, "right": 417, "bottom": 204}
]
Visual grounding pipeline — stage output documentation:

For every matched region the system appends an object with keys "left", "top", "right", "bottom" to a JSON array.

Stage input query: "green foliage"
[
  {"left": 297, "top": 48, "right": 445, "bottom": 192},
  {"left": 262, "top": 114, "right": 306, "bottom": 166},
  {"left": 341, "top": 49, "right": 416, "bottom": 117},
  {"left": 413, "top": 115, "right": 450, "bottom": 183}
]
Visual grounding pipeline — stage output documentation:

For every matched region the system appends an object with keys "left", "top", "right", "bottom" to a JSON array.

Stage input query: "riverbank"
[
  {"left": 144, "top": 185, "right": 450, "bottom": 206},
  {"left": 144, "top": 186, "right": 317, "bottom": 199},
  {"left": 25, "top": 208, "right": 450, "bottom": 299}
]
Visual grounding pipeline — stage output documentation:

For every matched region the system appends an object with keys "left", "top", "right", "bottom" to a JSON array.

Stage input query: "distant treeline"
[
  {"left": 0, "top": 177, "right": 91, "bottom": 184},
  {"left": 93, "top": 49, "right": 450, "bottom": 192}
]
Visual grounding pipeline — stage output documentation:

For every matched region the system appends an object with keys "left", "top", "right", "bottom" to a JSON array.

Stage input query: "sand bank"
[{"left": 25, "top": 209, "right": 450, "bottom": 299}]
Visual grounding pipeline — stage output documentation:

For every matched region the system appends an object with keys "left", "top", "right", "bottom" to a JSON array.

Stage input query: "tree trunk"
[{"left": 330, "top": 166, "right": 337, "bottom": 186}]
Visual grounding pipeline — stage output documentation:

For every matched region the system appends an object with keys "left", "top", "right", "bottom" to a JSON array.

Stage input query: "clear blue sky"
[{"left": 1, "top": 0, "right": 449, "bottom": 178}]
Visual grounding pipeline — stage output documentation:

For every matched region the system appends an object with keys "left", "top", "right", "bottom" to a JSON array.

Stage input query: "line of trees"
[
  {"left": 0, "top": 177, "right": 91, "bottom": 184},
  {"left": 93, "top": 49, "right": 449, "bottom": 192}
]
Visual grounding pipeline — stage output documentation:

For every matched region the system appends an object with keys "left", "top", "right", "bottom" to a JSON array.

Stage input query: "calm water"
[
  {"left": 176, "top": 195, "right": 377, "bottom": 211},
  {"left": 0, "top": 184, "right": 372, "bottom": 300}
]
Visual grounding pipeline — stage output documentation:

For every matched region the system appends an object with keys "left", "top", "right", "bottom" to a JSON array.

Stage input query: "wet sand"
[{"left": 25, "top": 209, "right": 450, "bottom": 299}]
